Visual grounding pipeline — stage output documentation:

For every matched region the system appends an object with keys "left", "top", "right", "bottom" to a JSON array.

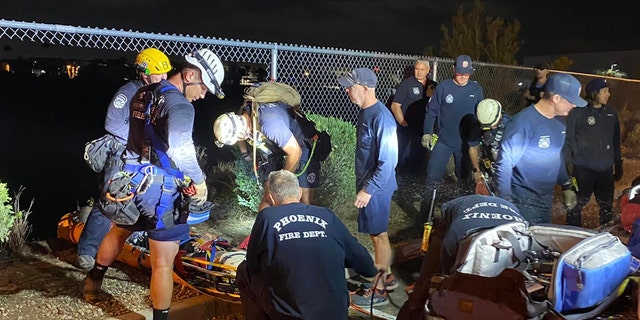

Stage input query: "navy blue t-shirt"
[
  {"left": 392, "top": 76, "right": 428, "bottom": 126},
  {"left": 125, "top": 80, "right": 205, "bottom": 183},
  {"left": 440, "top": 195, "right": 526, "bottom": 272},
  {"left": 356, "top": 101, "right": 398, "bottom": 194},
  {"left": 258, "top": 102, "right": 310, "bottom": 162},
  {"left": 494, "top": 105, "right": 569, "bottom": 201},
  {"left": 245, "top": 202, "right": 377, "bottom": 320},
  {"left": 105, "top": 80, "right": 144, "bottom": 144},
  {"left": 423, "top": 79, "right": 484, "bottom": 147}
]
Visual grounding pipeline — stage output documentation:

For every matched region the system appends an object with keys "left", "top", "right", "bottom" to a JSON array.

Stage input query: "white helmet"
[
  {"left": 476, "top": 98, "right": 502, "bottom": 130},
  {"left": 185, "top": 48, "right": 226, "bottom": 99},
  {"left": 213, "top": 112, "right": 249, "bottom": 146}
]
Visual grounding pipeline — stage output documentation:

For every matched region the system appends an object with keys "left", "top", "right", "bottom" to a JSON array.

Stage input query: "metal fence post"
[
  {"left": 271, "top": 43, "right": 278, "bottom": 81},
  {"left": 432, "top": 58, "right": 439, "bottom": 83}
]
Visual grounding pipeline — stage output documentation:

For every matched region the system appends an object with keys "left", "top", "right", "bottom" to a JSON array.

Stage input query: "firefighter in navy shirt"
[
  {"left": 397, "top": 194, "right": 526, "bottom": 320},
  {"left": 495, "top": 73, "right": 586, "bottom": 224},
  {"left": 390, "top": 60, "right": 434, "bottom": 172},
  {"left": 422, "top": 55, "right": 484, "bottom": 189},
  {"left": 338, "top": 68, "right": 399, "bottom": 307},
  {"left": 563, "top": 78, "right": 622, "bottom": 226},
  {"left": 237, "top": 170, "right": 377, "bottom": 320}
]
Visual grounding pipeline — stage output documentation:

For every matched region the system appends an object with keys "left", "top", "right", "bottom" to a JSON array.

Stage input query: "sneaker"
[
  {"left": 82, "top": 276, "right": 103, "bottom": 303},
  {"left": 350, "top": 287, "right": 388, "bottom": 307},
  {"left": 360, "top": 273, "right": 399, "bottom": 291},
  {"left": 77, "top": 255, "right": 95, "bottom": 271},
  {"left": 384, "top": 273, "right": 399, "bottom": 291}
]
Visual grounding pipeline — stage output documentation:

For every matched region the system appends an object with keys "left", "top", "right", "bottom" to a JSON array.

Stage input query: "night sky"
[{"left": 1, "top": 0, "right": 639, "bottom": 59}]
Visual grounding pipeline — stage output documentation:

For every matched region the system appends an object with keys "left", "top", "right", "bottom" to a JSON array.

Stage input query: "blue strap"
[
  {"left": 155, "top": 175, "right": 176, "bottom": 229},
  {"left": 144, "top": 84, "right": 184, "bottom": 180}
]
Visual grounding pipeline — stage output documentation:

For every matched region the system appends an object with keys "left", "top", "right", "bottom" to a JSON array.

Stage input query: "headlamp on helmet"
[{"left": 213, "top": 112, "right": 249, "bottom": 147}]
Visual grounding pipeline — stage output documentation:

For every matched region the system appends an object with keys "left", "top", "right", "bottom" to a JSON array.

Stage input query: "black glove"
[{"left": 614, "top": 161, "right": 623, "bottom": 182}]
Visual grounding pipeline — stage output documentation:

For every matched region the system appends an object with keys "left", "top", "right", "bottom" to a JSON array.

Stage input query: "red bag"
[{"left": 620, "top": 192, "right": 640, "bottom": 232}]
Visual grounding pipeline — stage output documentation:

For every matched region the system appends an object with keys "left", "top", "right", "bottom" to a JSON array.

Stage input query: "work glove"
[
  {"left": 192, "top": 181, "right": 208, "bottom": 205},
  {"left": 563, "top": 189, "right": 577, "bottom": 210},
  {"left": 561, "top": 178, "right": 578, "bottom": 210},
  {"left": 472, "top": 170, "right": 484, "bottom": 183},
  {"left": 421, "top": 134, "right": 435, "bottom": 150},
  {"left": 614, "top": 161, "right": 623, "bottom": 182}
]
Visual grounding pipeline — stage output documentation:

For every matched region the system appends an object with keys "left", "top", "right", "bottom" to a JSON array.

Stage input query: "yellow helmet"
[{"left": 135, "top": 48, "right": 172, "bottom": 75}]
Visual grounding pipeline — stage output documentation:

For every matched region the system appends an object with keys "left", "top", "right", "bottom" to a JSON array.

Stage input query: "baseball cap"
[
  {"left": 338, "top": 68, "right": 378, "bottom": 88},
  {"left": 545, "top": 73, "right": 587, "bottom": 107},
  {"left": 585, "top": 78, "right": 607, "bottom": 95},
  {"left": 534, "top": 62, "right": 550, "bottom": 70},
  {"left": 454, "top": 55, "right": 474, "bottom": 74}
]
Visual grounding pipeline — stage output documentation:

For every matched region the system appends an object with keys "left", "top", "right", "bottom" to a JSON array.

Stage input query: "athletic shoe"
[
  {"left": 384, "top": 273, "right": 399, "bottom": 291},
  {"left": 350, "top": 287, "right": 389, "bottom": 307},
  {"left": 77, "top": 255, "right": 95, "bottom": 272},
  {"left": 360, "top": 273, "right": 400, "bottom": 291}
]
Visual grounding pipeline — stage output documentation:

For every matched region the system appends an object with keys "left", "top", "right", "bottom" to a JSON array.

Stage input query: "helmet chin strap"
[{"left": 180, "top": 77, "right": 188, "bottom": 97}]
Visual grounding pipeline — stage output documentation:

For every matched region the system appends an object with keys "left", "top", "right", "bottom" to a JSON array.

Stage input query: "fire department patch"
[
  {"left": 307, "top": 172, "right": 316, "bottom": 184},
  {"left": 587, "top": 116, "right": 596, "bottom": 125},
  {"left": 113, "top": 93, "right": 128, "bottom": 109},
  {"left": 446, "top": 94, "right": 454, "bottom": 104},
  {"left": 538, "top": 135, "right": 550, "bottom": 149}
]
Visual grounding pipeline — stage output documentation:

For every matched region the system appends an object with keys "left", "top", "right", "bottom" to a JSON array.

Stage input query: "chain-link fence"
[{"left": 1, "top": 19, "right": 639, "bottom": 128}]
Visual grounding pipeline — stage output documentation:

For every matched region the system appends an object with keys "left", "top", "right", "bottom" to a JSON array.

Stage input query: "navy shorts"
[
  {"left": 358, "top": 190, "right": 393, "bottom": 235},
  {"left": 296, "top": 159, "right": 320, "bottom": 189}
]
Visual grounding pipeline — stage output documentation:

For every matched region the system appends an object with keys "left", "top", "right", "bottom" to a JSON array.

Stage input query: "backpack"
[
  {"left": 244, "top": 82, "right": 331, "bottom": 162},
  {"left": 83, "top": 134, "right": 125, "bottom": 173},
  {"left": 243, "top": 81, "right": 301, "bottom": 107},
  {"left": 429, "top": 222, "right": 638, "bottom": 320}
]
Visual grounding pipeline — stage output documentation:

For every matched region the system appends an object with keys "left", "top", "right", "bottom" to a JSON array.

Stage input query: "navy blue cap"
[
  {"left": 455, "top": 55, "right": 474, "bottom": 74},
  {"left": 545, "top": 73, "right": 587, "bottom": 107},
  {"left": 585, "top": 78, "right": 607, "bottom": 95},
  {"left": 338, "top": 68, "right": 378, "bottom": 88}
]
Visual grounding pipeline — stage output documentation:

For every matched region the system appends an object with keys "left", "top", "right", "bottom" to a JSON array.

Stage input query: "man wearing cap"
[
  {"left": 421, "top": 54, "right": 484, "bottom": 198},
  {"left": 524, "top": 62, "right": 550, "bottom": 105},
  {"left": 83, "top": 49, "right": 225, "bottom": 320},
  {"left": 563, "top": 78, "right": 622, "bottom": 227},
  {"left": 494, "top": 73, "right": 586, "bottom": 224},
  {"left": 338, "top": 68, "right": 398, "bottom": 307},
  {"left": 390, "top": 60, "right": 434, "bottom": 173}
]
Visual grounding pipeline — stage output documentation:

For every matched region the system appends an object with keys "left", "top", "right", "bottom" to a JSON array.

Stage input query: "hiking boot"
[
  {"left": 82, "top": 276, "right": 103, "bottom": 303},
  {"left": 77, "top": 255, "right": 95, "bottom": 271},
  {"left": 350, "top": 287, "right": 388, "bottom": 307}
]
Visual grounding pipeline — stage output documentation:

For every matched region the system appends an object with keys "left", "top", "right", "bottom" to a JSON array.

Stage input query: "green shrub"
[
  {"left": 308, "top": 115, "right": 356, "bottom": 212},
  {"left": 0, "top": 182, "right": 16, "bottom": 244},
  {"left": 233, "top": 157, "right": 263, "bottom": 214}
]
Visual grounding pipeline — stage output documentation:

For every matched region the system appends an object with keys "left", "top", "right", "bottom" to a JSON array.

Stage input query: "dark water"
[{"left": 0, "top": 61, "right": 244, "bottom": 239}]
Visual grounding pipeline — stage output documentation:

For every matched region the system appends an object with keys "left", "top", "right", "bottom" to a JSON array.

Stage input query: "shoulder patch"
[{"left": 113, "top": 93, "right": 128, "bottom": 109}]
